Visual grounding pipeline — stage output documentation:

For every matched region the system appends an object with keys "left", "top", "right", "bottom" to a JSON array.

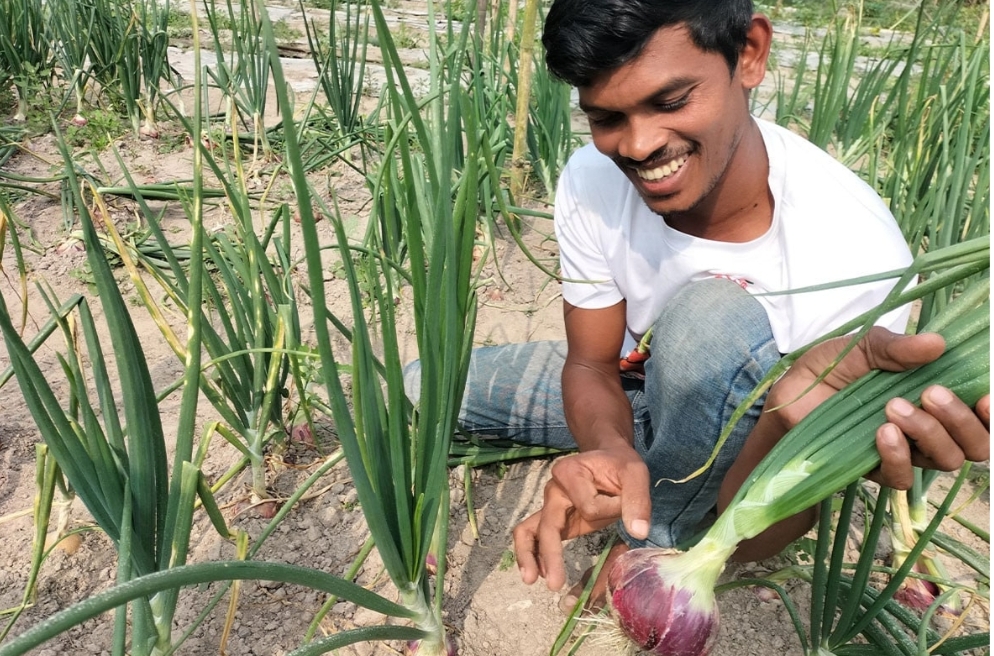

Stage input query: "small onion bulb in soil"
[{"left": 404, "top": 635, "right": 457, "bottom": 656}]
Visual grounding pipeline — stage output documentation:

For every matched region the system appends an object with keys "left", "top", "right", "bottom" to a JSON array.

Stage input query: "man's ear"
[{"left": 738, "top": 14, "right": 773, "bottom": 90}]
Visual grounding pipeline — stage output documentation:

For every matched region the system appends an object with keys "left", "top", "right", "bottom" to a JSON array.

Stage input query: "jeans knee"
[{"left": 648, "top": 279, "right": 776, "bottom": 392}]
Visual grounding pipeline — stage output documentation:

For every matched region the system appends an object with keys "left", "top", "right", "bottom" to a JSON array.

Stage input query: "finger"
[
  {"left": 861, "top": 330, "right": 945, "bottom": 373},
  {"left": 512, "top": 512, "right": 543, "bottom": 585},
  {"left": 885, "top": 397, "right": 965, "bottom": 471},
  {"left": 619, "top": 462, "right": 652, "bottom": 540},
  {"left": 536, "top": 480, "right": 575, "bottom": 591},
  {"left": 787, "top": 331, "right": 945, "bottom": 406},
  {"left": 551, "top": 457, "right": 623, "bottom": 522},
  {"left": 874, "top": 424, "right": 914, "bottom": 490},
  {"left": 813, "top": 330, "right": 944, "bottom": 390},
  {"left": 975, "top": 394, "right": 990, "bottom": 430},
  {"left": 920, "top": 386, "right": 990, "bottom": 462}
]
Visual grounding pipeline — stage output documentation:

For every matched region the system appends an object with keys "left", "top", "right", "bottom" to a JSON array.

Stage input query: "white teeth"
[{"left": 636, "top": 155, "right": 687, "bottom": 181}]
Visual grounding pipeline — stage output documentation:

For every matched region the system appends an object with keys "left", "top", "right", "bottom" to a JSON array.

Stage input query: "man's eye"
[
  {"left": 657, "top": 95, "right": 690, "bottom": 112},
  {"left": 588, "top": 113, "right": 621, "bottom": 127}
]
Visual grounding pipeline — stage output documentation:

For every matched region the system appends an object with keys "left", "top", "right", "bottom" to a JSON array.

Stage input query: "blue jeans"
[{"left": 404, "top": 279, "right": 781, "bottom": 549}]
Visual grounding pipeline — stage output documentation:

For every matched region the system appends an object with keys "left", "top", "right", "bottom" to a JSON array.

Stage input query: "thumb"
[
  {"left": 861, "top": 330, "right": 945, "bottom": 372},
  {"left": 619, "top": 463, "right": 652, "bottom": 541},
  {"left": 803, "top": 329, "right": 947, "bottom": 391}
]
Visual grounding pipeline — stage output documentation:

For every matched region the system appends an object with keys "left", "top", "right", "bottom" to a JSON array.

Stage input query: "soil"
[{"left": 0, "top": 3, "right": 989, "bottom": 656}]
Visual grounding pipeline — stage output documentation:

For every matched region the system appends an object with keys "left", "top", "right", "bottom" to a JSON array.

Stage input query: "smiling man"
[{"left": 403, "top": 0, "right": 990, "bottom": 609}]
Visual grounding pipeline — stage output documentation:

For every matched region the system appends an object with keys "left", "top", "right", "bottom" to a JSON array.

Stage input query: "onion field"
[{"left": 0, "top": 1, "right": 989, "bottom": 654}]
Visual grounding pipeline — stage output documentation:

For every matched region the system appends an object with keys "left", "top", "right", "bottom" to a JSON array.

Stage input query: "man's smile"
[{"left": 634, "top": 153, "right": 689, "bottom": 181}]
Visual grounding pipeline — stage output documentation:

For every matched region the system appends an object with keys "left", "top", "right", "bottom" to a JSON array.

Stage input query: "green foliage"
[
  {"left": 63, "top": 109, "right": 126, "bottom": 151},
  {"left": 0, "top": 129, "right": 221, "bottom": 654},
  {"left": 302, "top": 0, "right": 371, "bottom": 139},
  {"left": 0, "top": 86, "right": 15, "bottom": 117},
  {"left": 272, "top": 17, "right": 303, "bottom": 43},
  {"left": 0, "top": 0, "right": 53, "bottom": 121},
  {"left": 165, "top": 7, "right": 194, "bottom": 38},
  {"left": 498, "top": 549, "right": 516, "bottom": 571},
  {"left": 756, "top": 0, "right": 988, "bottom": 34}
]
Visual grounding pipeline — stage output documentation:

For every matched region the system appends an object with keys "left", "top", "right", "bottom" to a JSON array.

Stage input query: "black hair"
[{"left": 543, "top": 0, "right": 754, "bottom": 87}]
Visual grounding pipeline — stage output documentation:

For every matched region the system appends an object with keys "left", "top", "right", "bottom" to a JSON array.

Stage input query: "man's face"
[{"left": 578, "top": 25, "right": 759, "bottom": 218}]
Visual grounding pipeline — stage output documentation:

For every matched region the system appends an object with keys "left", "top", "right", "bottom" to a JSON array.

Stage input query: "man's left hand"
[{"left": 766, "top": 328, "right": 990, "bottom": 489}]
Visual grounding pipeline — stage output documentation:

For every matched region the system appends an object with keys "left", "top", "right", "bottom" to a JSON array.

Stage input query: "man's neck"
[{"left": 664, "top": 119, "right": 773, "bottom": 243}]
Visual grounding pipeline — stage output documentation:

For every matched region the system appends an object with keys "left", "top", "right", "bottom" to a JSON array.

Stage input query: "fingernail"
[
  {"left": 881, "top": 424, "right": 901, "bottom": 445},
  {"left": 927, "top": 386, "right": 954, "bottom": 405},
  {"left": 890, "top": 398, "right": 915, "bottom": 417},
  {"left": 631, "top": 519, "right": 649, "bottom": 538}
]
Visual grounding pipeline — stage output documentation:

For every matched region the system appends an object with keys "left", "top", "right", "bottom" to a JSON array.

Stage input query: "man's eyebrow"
[{"left": 579, "top": 76, "right": 699, "bottom": 113}]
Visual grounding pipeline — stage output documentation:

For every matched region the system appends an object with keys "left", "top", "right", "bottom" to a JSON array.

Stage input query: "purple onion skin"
[
  {"left": 425, "top": 552, "right": 439, "bottom": 576},
  {"left": 608, "top": 548, "right": 720, "bottom": 656},
  {"left": 404, "top": 635, "right": 458, "bottom": 656},
  {"left": 893, "top": 571, "right": 941, "bottom": 613}
]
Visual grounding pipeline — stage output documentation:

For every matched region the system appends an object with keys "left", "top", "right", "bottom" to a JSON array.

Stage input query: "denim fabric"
[{"left": 403, "top": 278, "right": 781, "bottom": 549}]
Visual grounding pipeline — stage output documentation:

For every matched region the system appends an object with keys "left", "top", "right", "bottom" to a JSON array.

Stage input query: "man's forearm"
[{"left": 562, "top": 359, "right": 636, "bottom": 452}]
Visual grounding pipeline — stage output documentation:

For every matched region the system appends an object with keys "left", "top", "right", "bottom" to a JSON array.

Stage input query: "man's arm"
[
  {"left": 561, "top": 300, "right": 633, "bottom": 451},
  {"left": 513, "top": 300, "right": 652, "bottom": 590}
]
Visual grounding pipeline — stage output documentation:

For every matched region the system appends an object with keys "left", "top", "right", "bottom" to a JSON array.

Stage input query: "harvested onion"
[{"left": 608, "top": 548, "right": 721, "bottom": 656}]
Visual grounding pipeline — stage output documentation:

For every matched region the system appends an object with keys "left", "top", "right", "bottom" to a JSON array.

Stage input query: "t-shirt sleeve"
[{"left": 554, "top": 159, "right": 624, "bottom": 309}]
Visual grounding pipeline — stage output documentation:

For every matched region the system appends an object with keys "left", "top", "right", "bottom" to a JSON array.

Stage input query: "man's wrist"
[{"left": 574, "top": 431, "right": 635, "bottom": 453}]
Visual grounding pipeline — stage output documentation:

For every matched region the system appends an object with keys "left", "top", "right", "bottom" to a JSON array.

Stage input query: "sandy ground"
[{"left": 0, "top": 3, "right": 990, "bottom": 655}]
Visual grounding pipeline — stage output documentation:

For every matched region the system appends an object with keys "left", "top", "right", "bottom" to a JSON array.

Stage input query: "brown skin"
[{"left": 512, "top": 15, "right": 992, "bottom": 599}]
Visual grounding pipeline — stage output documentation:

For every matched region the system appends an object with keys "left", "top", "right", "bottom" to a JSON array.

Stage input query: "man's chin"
[{"left": 640, "top": 193, "right": 694, "bottom": 217}]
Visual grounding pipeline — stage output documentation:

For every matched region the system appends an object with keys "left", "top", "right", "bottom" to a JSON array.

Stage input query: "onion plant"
[
  {"left": 0, "top": 9, "right": 421, "bottom": 651},
  {"left": 0, "top": 125, "right": 26, "bottom": 167},
  {"left": 0, "top": 129, "right": 232, "bottom": 656},
  {"left": 158, "top": 216, "right": 299, "bottom": 509},
  {"left": 727, "top": 468, "right": 990, "bottom": 656},
  {"left": 0, "top": 194, "right": 30, "bottom": 334},
  {"left": 81, "top": 0, "right": 172, "bottom": 138},
  {"left": 0, "top": 0, "right": 51, "bottom": 122},
  {"left": 770, "top": 1, "right": 989, "bottom": 272},
  {"left": 259, "top": 0, "right": 493, "bottom": 650},
  {"left": 0, "top": 445, "right": 62, "bottom": 641},
  {"left": 302, "top": 0, "right": 371, "bottom": 138},
  {"left": 523, "top": 43, "right": 576, "bottom": 203},
  {"left": 83, "top": 0, "right": 141, "bottom": 132},
  {"left": 887, "top": 481, "right": 948, "bottom": 614},
  {"left": 97, "top": 113, "right": 300, "bottom": 510},
  {"left": 508, "top": 0, "right": 540, "bottom": 201},
  {"left": 203, "top": 0, "right": 273, "bottom": 159},
  {"left": 807, "top": 473, "right": 989, "bottom": 656},
  {"left": 134, "top": 0, "right": 174, "bottom": 137},
  {"left": 498, "top": 0, "right": 577, "bottom": 205},
  {"left": 46, "top": 0, "right": 97, "bottom": 126}
]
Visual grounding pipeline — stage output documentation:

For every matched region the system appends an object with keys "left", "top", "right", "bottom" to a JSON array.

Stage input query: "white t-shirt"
[{"left": 555, "top": 118, "right": 913, "bottom": 355}]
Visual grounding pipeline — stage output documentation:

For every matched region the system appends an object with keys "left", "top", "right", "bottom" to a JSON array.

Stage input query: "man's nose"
[{"left": 618, "top": 116, "right": 667, "bottom": 163}]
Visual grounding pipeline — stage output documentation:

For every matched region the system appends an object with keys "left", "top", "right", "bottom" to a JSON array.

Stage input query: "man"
[{"left": 405, "top": 0, "right": 990, "bottom": 606}]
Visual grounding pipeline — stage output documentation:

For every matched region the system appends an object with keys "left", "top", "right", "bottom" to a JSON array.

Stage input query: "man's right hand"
[{"left": 512, "top": 445, "right": 651, "bottom": 591}]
